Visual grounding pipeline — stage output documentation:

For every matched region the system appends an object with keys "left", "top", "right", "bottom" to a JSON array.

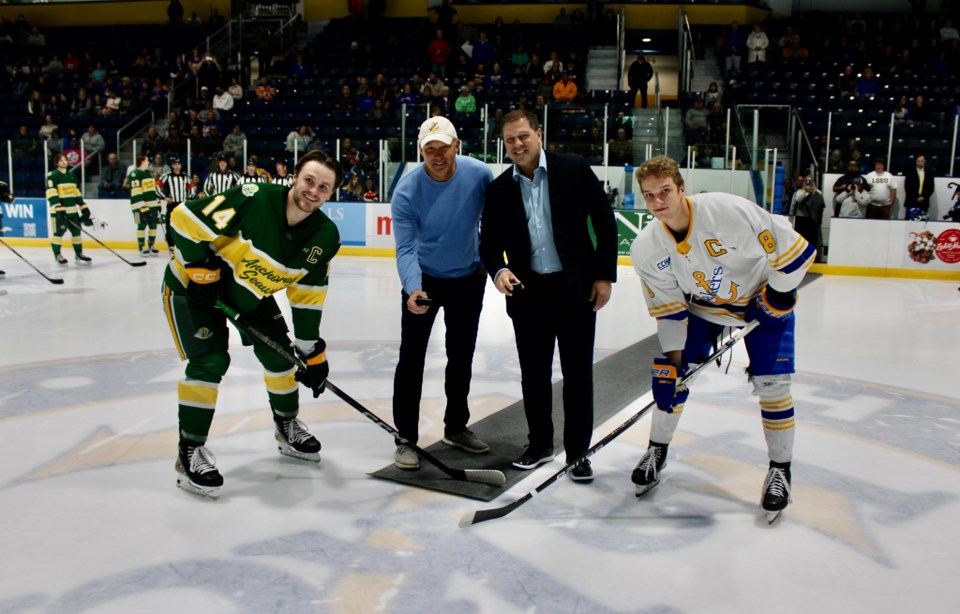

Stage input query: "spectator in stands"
[
  {"left": 340, "top": 138, "right": 364, "bottom": 177},
  {"left": 102, "top": 90, "right": 121, "bottom": 116},
  {"left": 864, "top": 158, "right": 896, "bottom": 219},
  {"left": 892, "top": 49, "right": 916, "bottom": 77},
  {"left": 685, "top": 98, "right": 710, "bottom": 144},
  {"left": 428, "top": 28, "right": 452, "bottom": 78},
  {"left": 340, "top": 174, "right": 363, "bottom": 202},
  {"left": 838, "top": 64, "right": 858, "bottom": 97},
  {"left": 395, "top": 82, "right": 419, "bottom": 108},
  {"left": 333, "top": 84, "right": 355, "bottom": 111},
  {"left": 553, "top": 71, "right": 578, "bottom": 104},
  {"left": 608, "top": 128, "right": 634, "bottom": 166},
  {"left": 892, "top": 96, "right": 912, "bottom": 123},
  {"left": 44, "top": 54, "right": 63, "bottom": 76},
  {"left": 777, "top": 26, "right": 802, "bottom": 60},
  {"left": 141, "top": 126, "right": 163, "bottom": 158},
  {"left": 703, "top": 81, "right": 722, "bottom": 108},
  {"left": 543, "top": 50, "right": 561, "bottom": 75},
  {"left": 453, "top": 52, "right": 474, "bottom": 82},
  {"left": 422, "top": 73, "right": 446, "bottom": 101},
  {"left": 165, "top": 125, "right": 184, "bottom": 155},
  {"left": 362, "top": 176, "right": 379, "bottom": 202},
  {"left": 39, "top": 114, "right": 59, "bottom": 141},
  {"left": 27, "top": 90, "right": 44, "bottom": 119},
  {"left": 90, "top": 62, "right": 106, "bottom": 84},
  {"left": 434, "top": 86, "right": 456, "bottom": 115},
  {"left": 472, "top": 30, "right": 495, "bottom": 66},
  {"left": 100, "top": 152, "right": 125, "bottom": 197},
  {"left": 285, "top": 125, "right": 312, "bottom": 155},
  {"left": 26, "top": 25, "right": 45, "bottom": 47},
  {"left": 723, "top": 21, "right": 745, "bottom": 74},
  {"left": 525, "top": 52, "right": 543, "bottom": 77},
  {"left": 223, "top": 124, "right": 246, "bottom": 156},
  {"left": 290, "top": 52, "right": 309, "bottom": 79},
  {"left": 747, "top": 23, "right": 769, "bottom": 64},
  {"left": 255, "top": 76, "right": 277, "bottom": 101},
  {"left": 81, "top": 124, "right": 105, "bottom": 157},
  {"left": 356, "top": 87, "right": 378, "bottom": 113},
  {"left": 856, "top": 66, "right": 880, "bottom": 97},
  {"left": 511, "top": 43, "right": 530, "bottom": 73},
  {"left": 940, "top": 18, "right": 959, "bottom": 42},
  {"left": 721, "top": 78, "right": 741, "bottom": 108},
  {"left": 367, "top": 98, "right": 391, "bottom": 127},
  {"left": 150, "top": 153, "right": 171, "bottom": 179},
  {"left": 707, "top": 101, "right": 726, "bottom": 142},
  {"left": 910, "top": 94, "right": 931, "bottom": 124},
  {"left": 455, "top": 85, "right": 477, "bottom": 113},
  {"left": 212, "top": 86, "right": 233, "bottom": 112},
  {"left": 12, "top": 125, "right": 40, "bottom": 156},
  {"left": 486, "top": 61, "right": 508, "bottom": 89},
  {"left": 472, "top": 63, "right": 488, "bottom": 93},
  {"left": 628, "top": 53, "right": 655, "bottom": 109},
  {"left": 227, "top": 77, "right": 243, "bottom": 100},
  {"left": 826, "top": 149, "right": 844, "bottom": 173}
]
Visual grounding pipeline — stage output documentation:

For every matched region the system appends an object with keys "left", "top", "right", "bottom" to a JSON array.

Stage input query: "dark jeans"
[
  {"left": 393, "top": 270, "right": 485, "bottom": 444},
  {"left": 509, "top": 272, "right": 596, "bottom": 460}
]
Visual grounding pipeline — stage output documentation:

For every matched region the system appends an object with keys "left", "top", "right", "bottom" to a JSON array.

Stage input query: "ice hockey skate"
[
  {"left": 275, "top": 417, "right": 321, "bottom": 462},
  {"left": 761, "top": 462, "right": 792, "bottom": 524},
  {"left": 75, "top": 252, "right": 92, "bottom": 264},
  {"left": 631, "top": 442, "right": 668, "bottom": 496},
  {"left": 55, "top": 253, "right": 68, "bottom": 265},
  {"left": 175, "top": 443, "right": 223, "bottom": 499}
]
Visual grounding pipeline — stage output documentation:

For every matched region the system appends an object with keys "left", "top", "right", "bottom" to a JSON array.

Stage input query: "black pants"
[
  {"left": 509, "top": 272, "right": 596, "bottom": 461},
  {"left": 393, "top": 270, "right": 485, "bottom": 444}
]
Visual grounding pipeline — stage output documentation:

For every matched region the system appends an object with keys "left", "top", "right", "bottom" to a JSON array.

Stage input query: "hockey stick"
[
  {"left": 458, "top": 319, "right": 761, "bottom": 527},
  {"left": 215, "top": 300, "right": 507, "bottom": 487},
  {"left": 0, "top": 237, "right": 65, "bottom": 284},
  {"left": 68, "top": 220, "right": 147, "bottom": 267}
]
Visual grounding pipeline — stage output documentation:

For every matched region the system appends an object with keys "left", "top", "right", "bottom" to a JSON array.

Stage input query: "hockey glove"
[
  {"left": 294, "top": 339, "right": 328, "bottom": 397},
  {"left": 652, "top": 357, "right": 688, "bottom": 413},
  {"left": 80, "top": 208, "right": 93, "bottom": 227},
  {"left": 183, "top": 257, "right": 224, "bottom": 307},
  {"left": 746, "top": 286, "right": 797, "bottom": 327}
]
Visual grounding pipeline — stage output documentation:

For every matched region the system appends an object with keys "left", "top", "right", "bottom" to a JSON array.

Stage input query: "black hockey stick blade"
[
  {"left": 0, "top": 237, "right": 65, "bottom": 284},
  {"left": 69, "top": 220, "right": 147, "bottom": 267},
  {"left": 458, "top": 320, "right": 761, "bottom": 527},
  {"left": 214, "top": 302, "right": 507, "bottom": 488}
]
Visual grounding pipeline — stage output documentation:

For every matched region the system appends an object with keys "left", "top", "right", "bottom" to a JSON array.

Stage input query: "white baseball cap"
[{"left": 418, "top": 116, "right": 458, "bottom": 148}]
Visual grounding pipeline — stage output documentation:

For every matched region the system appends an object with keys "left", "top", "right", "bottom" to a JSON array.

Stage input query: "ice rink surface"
[{"left": 1, "top": 248, "right": 958, "bottom": 613}]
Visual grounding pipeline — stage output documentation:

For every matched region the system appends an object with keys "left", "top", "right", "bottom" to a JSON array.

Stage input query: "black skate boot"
[
  {"left": 55, "top": 253, "right": 68, "bottom": 265},
  {"left": 75, "top": 252, "right": 92, "bottom": 264},
  {"left": 761, "top": 461, "right": 792, "bottom": 523},
  {"left": 275, "top": 417, "right": 321, "bottom": 462},
  {"left": 631, "top": 442, "right": 668, "bottom": 496},
  {"left": 175, "top": 442, "right": 223, "bottom": 499}
]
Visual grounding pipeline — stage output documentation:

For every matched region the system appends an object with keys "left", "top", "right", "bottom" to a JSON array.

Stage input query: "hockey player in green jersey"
[
  {"left": 46, "top": 153, "right": 94, "bottom": 264},
  {"left": 162, "top": 150, "right": 343, "bottom": 498},
  {"left": 128, "top": 154, "right": 162, "bottom": 256}
]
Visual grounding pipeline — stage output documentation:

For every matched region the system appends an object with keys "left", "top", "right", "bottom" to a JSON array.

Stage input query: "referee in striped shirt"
[
  {"left": 203, "top": 153, "right": 240, "bottom": 198},
  {"left": 158, "top": 156, "right": 197, "bottom": 254}
]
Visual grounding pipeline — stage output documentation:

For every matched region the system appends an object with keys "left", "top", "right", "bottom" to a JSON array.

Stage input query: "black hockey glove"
[
  {"left": 80, "top": 208, "right": 93, "bottom": 227},
  {"left": 294, "top": 339, "right": 328, "bottom": 397},
  {"left": 651, "top": 357, "right": 689, "bottom": 413},
  {"left": 183, "top": 256, "right": 224, "bottom": 307},
  {"left": 746, "top": 286, "right": 797, "bottom": 327}
]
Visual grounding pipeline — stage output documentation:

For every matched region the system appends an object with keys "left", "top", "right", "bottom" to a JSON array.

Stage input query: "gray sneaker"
[
  {"left": 394, "top": 444, "right": 420, "bottom": 470},
  {"left": 441, "top": 430, "right": 490, "bottom": 454}
]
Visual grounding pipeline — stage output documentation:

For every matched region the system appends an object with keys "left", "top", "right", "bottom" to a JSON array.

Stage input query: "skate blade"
[
  {"left": 176, "top": 476, "right": 221, "bottom": 499},
  {"left": 277, "top": 443, "right": 321, "bottom": 463},
  {"left": 634, "top": 478, "right": 661, "bottom": 497},
  {"left": 765, "top": 510, "right": 784, "bottom": 524}
]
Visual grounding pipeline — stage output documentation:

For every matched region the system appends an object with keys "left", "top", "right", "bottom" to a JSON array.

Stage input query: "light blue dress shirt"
[{"left": 512, "top": 149, "right": 562, "bottom": 274}]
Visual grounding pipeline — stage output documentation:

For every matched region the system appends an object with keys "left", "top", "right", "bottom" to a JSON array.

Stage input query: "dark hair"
[
  {"left": 502, "top": 108, "right": 541, "bottom": 132},
  {"left": 294, "top": 151, "right": 343, "bottom": 189}
]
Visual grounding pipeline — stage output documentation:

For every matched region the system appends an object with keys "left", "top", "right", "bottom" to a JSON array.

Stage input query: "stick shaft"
[
  {"left": 462, "top": 321, "right": 760, "bottom": 526},
  {"left": 0, "top": 237, "right": 64, "bottom": 284},
  {"left": 68, "top": 220, "right": 146, "bottom": 266}
]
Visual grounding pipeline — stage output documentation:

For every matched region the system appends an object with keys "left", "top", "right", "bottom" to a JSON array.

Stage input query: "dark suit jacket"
[
  {"left": 479, "top": 151, "right": 618, "bottom": 306},
  {"left": 904, "top": 165, "right": 935, "bottom": 211}
]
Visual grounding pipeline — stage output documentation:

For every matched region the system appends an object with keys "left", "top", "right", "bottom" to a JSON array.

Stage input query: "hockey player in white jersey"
[{"left": 629, "top": 156, "right": 816, "bottom": 522}]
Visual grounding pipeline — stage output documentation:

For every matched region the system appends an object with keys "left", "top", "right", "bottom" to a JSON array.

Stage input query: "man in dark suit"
[
  {"left": 479, "top": 109, "right": 618, "bottom": 482},
  {"left": 904, "top": 154, "right": 935, "bottom": 219}
]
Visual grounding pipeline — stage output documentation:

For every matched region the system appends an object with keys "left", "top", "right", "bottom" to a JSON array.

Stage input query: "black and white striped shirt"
[
  {"left": 273, "top": 174, "right": 294, "bottom": 187},
  {"left": 239, "top": 173, "right": 270, "bottom": 186},
  {"left": 157, "top": 172, "right": 197, "bottom": 204},
  {"left": 203, "top": 170, "right": 240, "bottom": 198}
]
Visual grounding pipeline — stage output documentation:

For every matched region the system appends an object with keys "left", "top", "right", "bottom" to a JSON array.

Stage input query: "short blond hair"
[{"left": 635, "top": 156, "right": 684, "bottom": 190}]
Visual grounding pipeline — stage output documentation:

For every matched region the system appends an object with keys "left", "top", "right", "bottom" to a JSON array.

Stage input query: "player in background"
[
  {"left": 0, "top": 179, "right": 14, "bottom": 279},
  {"left": 629, "top": 156, "right": 816, "bottom": 521},
  {"left": 127, "top": 154, "right": 162, "bottom": 256},
  {"left": 46, "top": 153, "right": 93, "bottom": 265},
  {"left": 157, "top": 155, "right": 197, "bottom": 255},
  {"left": 202, "top": 153, "right": 240, "bottom": 198},
  {"left": 162, "top": 151, "right": 343, "bottom": 498}
]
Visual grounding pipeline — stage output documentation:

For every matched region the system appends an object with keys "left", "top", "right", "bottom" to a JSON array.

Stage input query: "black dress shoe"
[{"left": 570, "top": 458, "right": 594, "bottom": 483}]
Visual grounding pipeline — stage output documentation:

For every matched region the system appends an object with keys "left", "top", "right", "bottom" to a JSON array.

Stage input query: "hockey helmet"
[{"left": 907, "top": 207, "right": 928, "bottom": 222}]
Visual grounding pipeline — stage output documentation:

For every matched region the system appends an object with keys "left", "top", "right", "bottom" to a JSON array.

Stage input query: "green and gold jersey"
[
  {"left": 165, "top": 183, "right": 341, "bottom": 341},
  {"left": 46, "top": 169, "right": 88, "bottom": 217},
  {"left": 128, "top": 168, "right": 160, "bottom": 212}
]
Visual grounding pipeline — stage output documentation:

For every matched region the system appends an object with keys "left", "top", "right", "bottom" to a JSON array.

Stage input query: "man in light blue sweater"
[{"left": 390, "top": 116, "right": 494, "bottom": 470}]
